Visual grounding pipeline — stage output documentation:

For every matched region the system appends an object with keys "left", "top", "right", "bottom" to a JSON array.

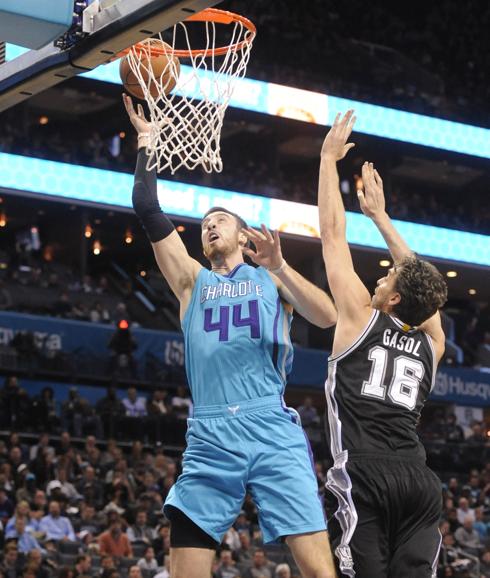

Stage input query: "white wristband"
[{"left": 268, "top": 259, "right": 287, "bottom": 275}]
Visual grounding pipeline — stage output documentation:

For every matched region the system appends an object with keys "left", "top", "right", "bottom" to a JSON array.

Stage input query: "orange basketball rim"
[{"left": 118, "top": 8, "right": 256, "bottom": 59}]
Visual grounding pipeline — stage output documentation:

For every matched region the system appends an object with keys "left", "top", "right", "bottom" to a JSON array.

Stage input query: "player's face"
[
  {"left": 201, "top": 211, "right": 242, "bottom": 260},
  {"left": 371, "top": 267, "right": 401, "bottom": 311}
]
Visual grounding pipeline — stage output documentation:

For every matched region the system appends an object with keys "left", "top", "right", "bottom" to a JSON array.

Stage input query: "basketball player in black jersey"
[{"left": 318, "top": 111, "right": 448, "bottom": 578}]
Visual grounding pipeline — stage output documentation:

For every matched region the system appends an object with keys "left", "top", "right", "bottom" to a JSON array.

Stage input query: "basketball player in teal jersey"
[{"left": 123, "top": 94, "right": 338, "bottom": 578}]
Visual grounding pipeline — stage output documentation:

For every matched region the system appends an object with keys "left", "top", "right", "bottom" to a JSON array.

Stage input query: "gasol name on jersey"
[
  {"left": 200, "top": 281, "right": 264, "bottom": 303},
  {"left": 382, "top": 329, "right": 422, "bottom": 357}
]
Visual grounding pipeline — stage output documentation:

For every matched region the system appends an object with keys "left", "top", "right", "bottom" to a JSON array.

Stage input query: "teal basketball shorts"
[{"left": 164, "top": 394, "right": 327, "bottom": 543}]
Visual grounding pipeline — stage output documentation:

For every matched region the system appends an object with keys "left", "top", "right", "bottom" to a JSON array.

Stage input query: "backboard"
[{"left": 0, "top": 0, "right": 219, "bottom": 113}]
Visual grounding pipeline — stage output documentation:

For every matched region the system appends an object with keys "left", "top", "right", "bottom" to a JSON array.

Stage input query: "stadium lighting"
[
  {"left": 0, "top": 211, "right": 6, "bottom": 227},
  {"left": 93, "top": 240, "right": 101, "bottom": 255},
  {"left": 468, "top": 288, "right": 477, "bottom": 295},
  {"left": 125, "top": 228, "right": 133, "bottom": 244},
  {"left": 176, "top": 225, "right": 186, "bottom": 233},
  {"left": 140, "top": 270, "right": 146, "bottom": 277},
  {"left": 379, "top": 260, "right": 391, "bottom": 267},
  {"left": 446, "top": 271, "right": 458, "bottom": 278},
  {"left": 84, "top": 224, "right": 93, "bottom": 238}
]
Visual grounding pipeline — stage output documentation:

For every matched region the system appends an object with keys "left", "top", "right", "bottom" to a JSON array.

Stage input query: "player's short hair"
[
  {"left": 202, "top": 206, "right": 248, "bottom": 231},
  {"left": 393, "top": 256, "right": 447, "bottom": 327}
]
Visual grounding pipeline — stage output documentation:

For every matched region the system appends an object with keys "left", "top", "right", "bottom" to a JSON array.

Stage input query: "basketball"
[{"left": 119, "top": 40, "right": 180, "bottom": 100}]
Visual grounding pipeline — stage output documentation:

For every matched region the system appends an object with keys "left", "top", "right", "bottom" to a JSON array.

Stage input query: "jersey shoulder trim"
[
  {"left": 329, "top": 309, "right": 380, "bottom": 363},
  {"left": 424, "top": 332, "right": 438, "bottom": 392}
]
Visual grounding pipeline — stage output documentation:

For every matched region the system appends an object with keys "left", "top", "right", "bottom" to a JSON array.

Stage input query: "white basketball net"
[{"left": 125, "top": 13, "right": 255, "bottom": 174}]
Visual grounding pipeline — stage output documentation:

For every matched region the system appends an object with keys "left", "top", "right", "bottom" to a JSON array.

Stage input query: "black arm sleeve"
[{"left": 132, "top": 148, "right": 175, "bottom": 243}]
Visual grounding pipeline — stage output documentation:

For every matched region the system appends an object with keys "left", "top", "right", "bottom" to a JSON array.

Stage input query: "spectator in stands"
[
  {"left": 147, "top": 388, "right": 169, "bottom": 416},
  {"left": 223, "top": 526, "right": 241, "bottom": 553},
  {"left": 480, "top": 550, "right": 490, "bottom": 577},
  {"left": 73, "top": 554, "right": 92, "bottom": 578},
  {"left": 475, "top": 331, "right": 490, "bottom": 369},
  {"left": 62, "top": 388, "right": 104, "bottom": 439},
  {"left": 5, "top": 500, "right": 39, "bottom": 537},
  {"left": 48, "top": 470, "right": 82, "bottom": 503},
  {"left": 215, "top": 549, "right": 240, "bottom": 578},
  {"left": 454, "top": 517, "right": 482, "bottom": 556},
  {"left": 126, "top": 510, "right": 156, "bottom": 544},
  {"left": 25, "top": 549, "right": 51, "bottom": 578},
  {"left": 297, "top": 396, "right": 320, "bottom": 427},
  {"left": 456, "top": 497, "right": 475, "bottom": 525},
  {"left": 275, "top": 564, "right": 291, "bottom": 578},
  {"left": 89, "top": 302, "right": 111, "bottom": 324},
  {"left": 32, "top": 489, "right": 48, "bottom": 514},
  {"left": 136, "top": 546, "right": 158, "bottom": 572},
  {"left": 96, "top": 388, "right": 125, "bottom": 438},
  {"left": 54, "top": 292, "right": 74, "bottom": 318},
  {"left": 236, "top": 531, "right": 255, "bottom": 565},
  {"left": 122, "top": 388, "right": 146, "bottom": 418},
  {"left": 445, "top": 414, "right": 465, "bottom": 442},
  {"left": 152, "top": 524, "right": 170, "bottom": 566},
  {"left": 15, "top": 473, "right": 38, "bottom": 506},
  {"left": 0, "top": 488, "right": 14, "bottom": 526},
  {"left": 243, "top": 549, "right": 275, "bottom": 578},
  {"left": 31, "top": 386, "right": 59, "bottom": 433},
  {"left": 0, "top": 376, "right": 30, "bottom": 430},
  {"left": 0, "top": 544, "right": 23, "bottom": 577},
  {"left": 98, "top": 516, "right": 133, "bottom": 559},
  {"left": 29, "top": 433, "right": 55, "bottom": 462},
  {"left": 467, "top": 423, "right": 487, "bottom": 445},
  {"left": 128, "top": 567, "right": 142, "bottom": 578},
  {"left": 9, "top": 516, "right": 43, "bottom": 553},
  {"left": 473, "top": 507, "right": 488, "bottom": 541},
  {"left": 99, "top": 554, "right": 117, "bottom": 576},
  {"left": 77, "top": 468, "right": 104, "bottom": 511},
  {"left": 170, "top": 385, "right": 192, "bottom": 419},
  {"left": 122, "top": 387, "right": 147, "bottom": 441},
  {"left": 39, "top": 500, "right": 76, "bottom": 541}
]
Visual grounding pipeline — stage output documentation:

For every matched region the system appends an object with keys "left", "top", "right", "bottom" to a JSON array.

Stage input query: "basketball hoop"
[{"left": 118, "top": 8, "right": 256, "bottom": 174}]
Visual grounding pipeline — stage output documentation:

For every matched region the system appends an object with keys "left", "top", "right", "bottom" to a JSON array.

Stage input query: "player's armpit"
[
  {"left": 418, "top": 311, "right": 445, "bottom": 363},
  {"left": 151, "top": 230, "right": 202, "bottom": 301}
]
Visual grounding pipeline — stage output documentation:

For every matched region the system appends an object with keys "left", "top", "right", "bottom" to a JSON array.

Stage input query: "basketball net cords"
[{"left": 126, "top": 19, "right": 254, "bottom": 174}]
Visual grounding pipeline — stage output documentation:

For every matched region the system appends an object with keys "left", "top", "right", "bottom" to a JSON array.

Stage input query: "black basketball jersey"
[{"left": 325, "top": 309, "right": 437, "bottom": 463}]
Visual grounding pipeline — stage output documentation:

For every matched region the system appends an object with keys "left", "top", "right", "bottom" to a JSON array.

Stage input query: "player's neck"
[{"left": 210, "top": 251, "right": 244, "bottom": 276}]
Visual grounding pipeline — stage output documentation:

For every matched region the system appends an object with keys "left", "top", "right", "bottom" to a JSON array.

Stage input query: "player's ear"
[
  {"left": 238, "top": 229, "right": 248, "bottom": 248},
  {"left": 388, "top": 292, "right": 401, "bottom": 307}
]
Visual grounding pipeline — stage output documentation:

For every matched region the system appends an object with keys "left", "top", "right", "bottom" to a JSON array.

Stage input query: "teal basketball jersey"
[{"left": 182, "top": 263, "right": 293, "bottom": 407}]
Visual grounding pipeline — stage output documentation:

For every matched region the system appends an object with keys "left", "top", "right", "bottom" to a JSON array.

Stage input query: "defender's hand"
[
  {"left": 321, "top": 110, "right": 356, "bottom": 162},
  {"left": 242, "top": 225, "right": 284, "bottom": 271},
  {"left": 358, "top": 162, "right": 386, "bottom": 220}
]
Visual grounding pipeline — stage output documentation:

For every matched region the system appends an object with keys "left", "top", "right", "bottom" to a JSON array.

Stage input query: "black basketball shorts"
[{"left": 324, "top": 454, "right": 442, "bottom": 578}]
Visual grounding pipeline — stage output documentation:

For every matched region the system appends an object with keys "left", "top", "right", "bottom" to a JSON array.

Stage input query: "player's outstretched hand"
[
  {"left": 242, "top": 225, "right": 284, "bottom": 271},
  {"left": 122, "top": 93, "right": 151, "bottom": 135},
  {"left": 321, "top": 110, "right": 356, "bottom": 162},
  {"left": 357, "top": 162, "right": 386, "bottom": 220}
]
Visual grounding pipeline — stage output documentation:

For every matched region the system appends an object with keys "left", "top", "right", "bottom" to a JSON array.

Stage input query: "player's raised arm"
[
  {"left": 358, "top": 162, "right": 413, "bottom": 263},
  {"left": 123, "top": 94, "right": 201, "bottom": 311},
  {"left": 242, "top": 225, "right": 337, "bottom": 328},
  {"left": 318, "top": 111, "right": 372, "bottom": 334},
  {"left": 358, "top": 161, "right": 446, "bottom": 360}
]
